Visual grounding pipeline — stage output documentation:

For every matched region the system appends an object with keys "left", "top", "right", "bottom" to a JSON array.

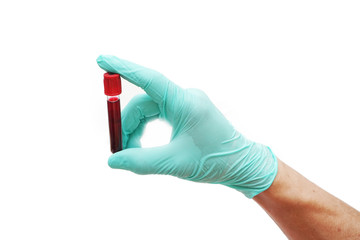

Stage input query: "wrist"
[{"left": 225, "top": 143, "right": 278, "bottom": 198}]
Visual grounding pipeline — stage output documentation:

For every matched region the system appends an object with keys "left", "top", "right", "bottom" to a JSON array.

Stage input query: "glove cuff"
[{"left": 225, "top": 144, "right": 278, "bottom": 198}]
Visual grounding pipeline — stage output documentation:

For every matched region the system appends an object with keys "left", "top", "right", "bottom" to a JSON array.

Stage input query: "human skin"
[{"left": 253, "top": 159, "right": 360, "bottom": 240}]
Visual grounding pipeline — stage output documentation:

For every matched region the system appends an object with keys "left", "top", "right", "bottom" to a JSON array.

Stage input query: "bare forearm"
[{"left": 254, "top": 159, "right": 360, "bottom": 240}]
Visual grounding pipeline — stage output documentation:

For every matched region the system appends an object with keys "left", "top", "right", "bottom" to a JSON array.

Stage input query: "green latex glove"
[{"left": 97, "top": 55, "right": 278, "bottom": 198}]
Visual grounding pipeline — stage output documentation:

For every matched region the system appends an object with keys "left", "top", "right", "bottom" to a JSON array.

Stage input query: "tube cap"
[{"left": 104, "top": 73, "right": 122, "bottom": 96}]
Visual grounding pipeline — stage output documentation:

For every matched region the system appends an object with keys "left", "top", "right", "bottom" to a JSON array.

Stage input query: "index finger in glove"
[{"left": 97, "top": 55, "right": 181, "bottom": 104}]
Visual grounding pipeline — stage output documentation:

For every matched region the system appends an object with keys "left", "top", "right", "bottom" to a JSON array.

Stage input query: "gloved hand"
[{"left": 97, "top": 55, "right": 278, "bottom": 198}]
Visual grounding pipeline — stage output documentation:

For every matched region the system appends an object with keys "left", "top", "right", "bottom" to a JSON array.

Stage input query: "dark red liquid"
[{"left": 107, "top": 97, "right": 122, "bottom": 153}]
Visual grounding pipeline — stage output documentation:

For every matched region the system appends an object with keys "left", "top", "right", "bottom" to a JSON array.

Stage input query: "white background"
[{"left": 1, "top": 0, "right": 359, "bottom": 239}]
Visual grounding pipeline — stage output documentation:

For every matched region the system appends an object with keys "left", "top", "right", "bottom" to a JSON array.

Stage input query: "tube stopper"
[{"left": 104, "top": 73, "right": 122, "bottom": 96}]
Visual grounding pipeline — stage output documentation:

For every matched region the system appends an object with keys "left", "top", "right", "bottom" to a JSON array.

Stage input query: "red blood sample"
[
  {"left": 103, "top": 73, "right": 122, "bottom": 153},
  {"left": 107, "top": 96, "right": 122, "bottom": 153}
]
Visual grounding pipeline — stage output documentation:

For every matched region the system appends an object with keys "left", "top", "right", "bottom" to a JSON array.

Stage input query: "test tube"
[{"left": 103, "top": 72, "right": 122, "bottom": 153}]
